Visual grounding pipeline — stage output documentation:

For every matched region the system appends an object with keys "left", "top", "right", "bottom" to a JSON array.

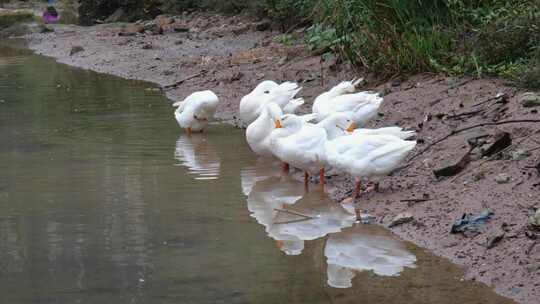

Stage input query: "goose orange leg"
[
  {"left": 186, "top": 127, "right": 192, "bottom": 135},
  {"left": 281, "top": 162, "right": 290, "bottom": 173},
  {"left": 319, "top": 168, "right": 326, "bottom": 185},
  {"left": 304, "top": 171, "right": 309, "bottom": 187},
  {"left": 354, "top": 179, "right": 362, "bottom": 199}
]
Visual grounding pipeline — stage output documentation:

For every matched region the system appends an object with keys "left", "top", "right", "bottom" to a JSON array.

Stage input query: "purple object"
[{"left": 42, "top": 6, "right": 59, "bottom": 23}]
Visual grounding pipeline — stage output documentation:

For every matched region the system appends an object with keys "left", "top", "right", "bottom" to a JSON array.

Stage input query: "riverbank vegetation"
[
  {"left": 264, "top": 0, "right": 540, "bottom": 88},
  {"left": 0, "top": 9, "right": 34, "bottom": 29},
  {"left": 77, "top": 0, "right": 540, "bottom": 87}
]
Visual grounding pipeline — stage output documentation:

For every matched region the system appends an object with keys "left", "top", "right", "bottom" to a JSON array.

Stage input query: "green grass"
[
  {"left": 274, "top": 0, "right": 540, "bottom": 88},
  {"left": 0, "top": 11, "right": 34, "bottom": 29},
  {"left": 75, "top": 0, "right": 540, "bottom": 88}
]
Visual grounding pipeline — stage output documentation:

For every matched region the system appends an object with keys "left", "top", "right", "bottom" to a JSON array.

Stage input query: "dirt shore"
[{"left": 23, "top": 12, "right": 540, "bottom": 303}]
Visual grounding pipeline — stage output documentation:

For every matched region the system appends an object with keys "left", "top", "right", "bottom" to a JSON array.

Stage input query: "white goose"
[
  {"left": 313, "top": 79, "right": 383, "bottom": 126},
  {"left": 246, "top": 103, "right": 284, "bottom": 158},
  {"left": 325, "top": 135, "right": 416, "bottom": 199},
  {"left": 239, "top": 80, "right": 303, "bottom": 125},
  {"left": 173, "top": 90, "right": 219, "bottom": 134},
  {"left": 247, "top": 103, "right": 318, "bottom": 158},
  {"left": 318, "top": 113, "right": 416, "bottom": 141},
  {"left": 270, "top": 114, "right": 328, "bottom": 185}
]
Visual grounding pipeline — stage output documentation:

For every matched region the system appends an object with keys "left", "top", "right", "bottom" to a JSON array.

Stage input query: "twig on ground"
[
  {"left": 273, "top": 218, "right": 313, "bottom": 225},
  {"left": 409, "top": 119, "right": 540, "bottom": 161},
  {"left": 512, "top": 180, "right": 524, "bottom": 190},
  {"left": 472, "top": 93, "right": 509, "bottom": 107},
  {"left": 163, "top": 70, "right": 207, "bottom": 89},
  {"left": 274, "top": 208, "right": 313, "bottom": 219},
  {"left": 446, "top": 109, "right": 484, "bottom": 120},
  {"left": 400, "top": 198, "right": 433, "bottom": 203},
  {"left": 401, "top": 198, "right": 433, "bottom": 207}
]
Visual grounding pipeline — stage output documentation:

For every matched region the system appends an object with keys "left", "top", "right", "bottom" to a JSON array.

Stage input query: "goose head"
[
  {"left": 318, "top": 113, "right": 357, "bottom": 139},
  {"left": 252, "top": 80, "right": 279, "bottom": 95},
  {"left": 274, "top": 114, "right": 303, "bottom": 132},
  {"left": 329, "top": 78, "right": 362, "bottom": 95}
]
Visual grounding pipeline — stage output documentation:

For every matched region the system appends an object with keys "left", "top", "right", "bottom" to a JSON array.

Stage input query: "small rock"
[
  {"left": 142, "top": 43, "right": 153, "bottom": 50},
  {"left": 69, "top": 46, "right": 84, "bottom": 56},
  {"left": 232, "top": 24, "right": 250, "bottom": 35},
  {"left": 229, "top": 72, "right": 244, "bottom": 82},
  {"left": 391, "top": 79, "right": 401, "bottom": 87},
  {"left": 528, "top": 209, "right": 540, "bottom": 230},
  {"left": 482, "top": 132, "right": 512, "bottom": 157},
  {"left": 174, "top": 40, "right": 183, "bottom": 45},
  {"left": 511, "top": 149, "right": 531, "bottom": 161},
  {"left": 520, "top": 92, "right": 540, "bottom": 107},
  {"left": 485, "top": 231, "right": 505, "bottom": 249},
  {"left": 253, "top": 20, "right": 271, "bottom": 31},
  {"left": 388, "top": 212, "right": 414, "bottom": 228},
  {"left": 495, "top": 173, "right": 511, "bottom": 184},
  {"left": 526, "top": 262, "right": 540, "bottom": 273}
]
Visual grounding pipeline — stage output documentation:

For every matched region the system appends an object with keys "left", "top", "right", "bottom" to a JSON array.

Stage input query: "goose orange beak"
[
  {"left": 275, "top": 119, "right": 283, "bottom": 129},
  {"left": 346, "top": 122, "right": 357, "bottom": 133}
]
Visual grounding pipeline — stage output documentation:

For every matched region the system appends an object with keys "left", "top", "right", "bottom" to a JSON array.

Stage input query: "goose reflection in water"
[
  {"left": 246, "top": 176, "right": 355, "bottom": 255},
  {"left": 240, "top": 158, "right": 282, "bottom": 196},
  {"left": 174, "top": 134, "right": 220, "bottom": 180},
  {"left": 325, "top": 225, "right": 417, "bottom": 288}
]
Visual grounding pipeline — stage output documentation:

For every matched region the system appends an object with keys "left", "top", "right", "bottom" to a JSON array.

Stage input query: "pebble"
[
  {"left": 520, "top": 92, "right": 540, "bottom": 107},
  {"left": 69, "top": 45, "right": 84, "bottom": 56},
  {"left": 388, "top": 212, "right": 414, "bottom": 228},
  {"left": 511, "top": 149, "right": 531, "bottom": 161},
  {"left": 528, "top": 209, "right": 540, "bottom": 230},
  {"left": 495, "top": 173, "right": 511, "bottom": 184}
]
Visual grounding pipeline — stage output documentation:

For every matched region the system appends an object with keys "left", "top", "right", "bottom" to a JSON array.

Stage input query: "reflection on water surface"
[
  {"left": 174, "top": 134, "right": 221, "bottom": 180},
  {"left": 0, "top": 43, "right": 516, "bottom": 304}
]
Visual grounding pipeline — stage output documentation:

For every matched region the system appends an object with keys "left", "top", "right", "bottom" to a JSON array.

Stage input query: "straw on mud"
[{"left": 273, "top": 208, "right": 314, "bottom": 219}]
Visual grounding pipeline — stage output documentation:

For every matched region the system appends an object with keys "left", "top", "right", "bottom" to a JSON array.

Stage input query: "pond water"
[{"left": 0, "top": 43, "right": 515, "bottom": 304}]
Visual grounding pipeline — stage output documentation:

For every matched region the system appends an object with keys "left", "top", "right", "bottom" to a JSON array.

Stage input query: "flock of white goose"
[{"left": 173, "top": 79, "right": 416, "bottom": 199}]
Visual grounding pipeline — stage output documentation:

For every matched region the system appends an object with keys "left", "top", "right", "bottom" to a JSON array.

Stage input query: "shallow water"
[{"left": 0, "top": 43, "right": 515, "bottom": 304}]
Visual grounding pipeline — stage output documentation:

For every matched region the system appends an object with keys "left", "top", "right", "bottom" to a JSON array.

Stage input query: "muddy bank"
[{"left": 22, "top": 12, "right": 540, "bottom": 303}]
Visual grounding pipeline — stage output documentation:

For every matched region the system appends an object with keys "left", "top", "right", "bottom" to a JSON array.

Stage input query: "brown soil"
[{"left": 24, "top": 12, "right": 540, "bottom": 304}]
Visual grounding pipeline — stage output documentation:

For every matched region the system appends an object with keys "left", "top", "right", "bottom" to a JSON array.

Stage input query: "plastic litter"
[{"left": 451, "top": 209, "right": 493, "bottom": 234}]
